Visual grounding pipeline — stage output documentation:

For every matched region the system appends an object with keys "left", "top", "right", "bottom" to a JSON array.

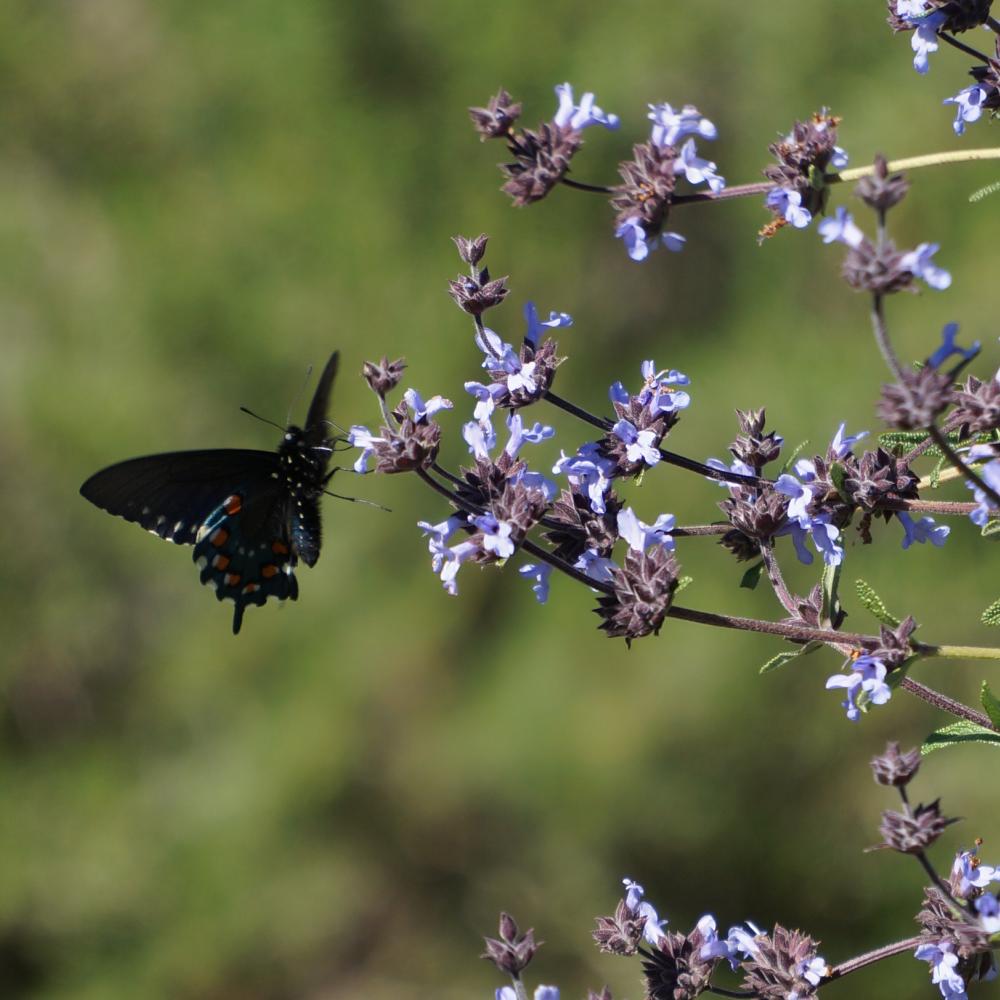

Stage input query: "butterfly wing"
[
  {"left": 304, "top": 350, "right": 339, "bottom": 453},
  {"left": 82, "top": 450, "right": 299, "bottom": 633},
  {"left": 80, "top": 450, "right": 279, "bottom": 543}
]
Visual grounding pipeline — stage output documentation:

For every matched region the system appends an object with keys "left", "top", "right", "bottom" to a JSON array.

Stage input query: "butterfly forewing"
[{"left": 80, "top": 450, "right": 280, "bottom": 543}]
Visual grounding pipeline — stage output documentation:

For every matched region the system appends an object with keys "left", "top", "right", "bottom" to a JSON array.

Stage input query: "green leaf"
[
  {"left": 740, "top": 561, "right": 764, "bottom": 591},
  {"left": 855, "top": 579, "right": 901, "bottom": 628},
  {"left": 779, "top": 440, "right": 809, "bottom": 475},
  {"left": 676, "top": 575, "right": 693, "bottom": 593},
  {"left": 821, "top": 560, "right": 842, "bottom": 628},
  {"left": 759, "top": 641, "right": 822, "bottom": 675},
  {"left": 829, "top": 461, "right": 848, "bottom": 499},
  {"left": 970, "top": 179, "right": 1000, "bottom": 203},
  {"left": 922, "top": 721, "right": 1000, "bottom": 756},
  {"left": 982, "top": 683, "right": 1000, "bottom": 729},
  {"left": 982, "top": 518, "right": 1000, "bottom": 540},
  {"left": 878, "top": 430, "right": 933, "bottom": 457},
  {"left": 983, "top": 599, "right": 1000, "bottom": 627}
]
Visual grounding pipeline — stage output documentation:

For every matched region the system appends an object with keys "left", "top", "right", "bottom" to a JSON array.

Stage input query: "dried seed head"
[
  {"left": 500, "top": 122, "right": 583, "bottom": 206},
  {"left": 855, "top": 154, "right": 909, "bottom": 212},
  {"left": 877, "top": 800, "right": 955, "bottom": 853},
  {"left": 371, "top": 418, "right": 441, "bottom": 473},
  {"left": 448, "top": 268, "right": 510, "bottom": 316},
  {"left": 730, "top": 408, "right": 783, "bottom": 470},
  {"left": 469, "top": 89, "right": 522, "bottom": 140},
  {"left": 595, "top": 546, "right": 680, "bottom": 645},
  {"left": 918, "top": 887, "right": 993, "bottom": 961},
  {"left": 452, "top": 233, "right": 490, "bottom": 266},
  {"left": 877, "top": 368, "right": 955, "bottom": 430},
  {"left": 951, "top": 373, "right": 1000, "bottom": 438},
  {"left": 481, "top": 911, "right": 540, "bottom": 976},
  {"left": 362, "top": 356, "right": 406, "bottom": 398},
  {"left": 871, "top": 741, "right": 922, "bottom": 786},
  {"left": 611, "top": 142, "right": 679, "bottom": 240},
  {"left": 843, "top": 448, "right": 920, "bottom": 515},
  {"left": 640, "top": 926, "right": 717, "bottom": 1000},
  {"left": 739, "top": 926, "right": 826, "bottom": 1000},
  {"left": 841, "top": 239, "right": 915, "bottom": 294},
  {"left": 545, "top": 488, "right": 622, "bottom": 562},
  {"left": 763, "top": 111, "right": 842, "bottom": 221},
  {"left": 592, "top": 898, "right": 646, "bottom": 957}
]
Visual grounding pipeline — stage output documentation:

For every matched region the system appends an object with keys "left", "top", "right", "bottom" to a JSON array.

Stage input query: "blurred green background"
[{"left": 1, "top": 1, "right": 998, "bottom": 997}]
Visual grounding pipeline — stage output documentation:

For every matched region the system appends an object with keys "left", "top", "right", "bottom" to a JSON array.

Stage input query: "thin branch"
[
  {"left": 666, "top": 604, "right": 868, "bottom": 646},
  {"left": 560, "top": 176, "right": 614, "bottom": 194},
  {"left": 672, "top": 523, "right": 730, "bottom": 537},
  {"left": 899, "top": 676, "right": 996, "bottom": 730},
  {"left": 913, "top": 641, "right": 1000, "bottom": 662},
  {"left": 938, "top": 30, "right": 991, "bottom": 62},
  {"left": 760, "top": 542, "right": 798, "bottom": 615},
  {"left": 928, "top": 425, "right": 1000, "bottom": 509},
  {"left": 836, "top": 147, "right": 1000, "bottom": 181},
  {"left": 826, "top": 936, "right": 924, "bottom": 980},
  {"left": 870, "top": 293, "right": 905, "bottom": 382},
  {"left": 914, "top": 849, "right": 958, "bottom": 903}
]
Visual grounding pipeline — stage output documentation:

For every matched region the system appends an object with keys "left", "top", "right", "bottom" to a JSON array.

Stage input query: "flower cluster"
[
  {"left": 470, "top": 85, "right": 725, "bottom": 261},
  {"left": 887, "top": 1, "right": 1000, "bottom": 133}
]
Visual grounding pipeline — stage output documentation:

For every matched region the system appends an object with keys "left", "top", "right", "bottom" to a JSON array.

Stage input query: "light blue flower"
[
  {"left": 927, "top": 322, "right": 979, "bottom": 370},
  {"left": 518, "top": 562, "right": 552, "bottom": 604},
  {"left": 612, "top": 419, "right": 661, "bottom": 467},
  {"left": 574, "top": 548, "right": 617, "bottom": 584},
  {"left": 439, "top": 539, "right": 479, "bottom": 595},
  {"left": 554, "top": 82, "right": 619, "bottom": 131},
  {"left": 944, "top": 83, "right": 990, "bottom": 135},
  {"left": 418, "top": 516, "right": 465, "bottom": 572},
  {"left": 766, "top": 187, "right": 812, "bottom": 229},
  {"left": 648, "top": 102, "right": 717, "bottom": 147},
  {"left": 775, "top": 473, "right": 813, "bottom": 524},
  {"left": 462, "top": 419, "right": 497, "bottom": 460},
  {"left": 617, "top": 507, "right": 676, "bottom": 552},
  {"left": 951, "top": 845, "right": 1000, "bottom": 898},
  {"left": 825, "top": 654, "right": 891, "bottom": 722},
  {"left": 966, "top": 447, "right": 1000, "bottom": 526},
  {"left": 799, "top": 956, "right": 830, "bottom": 986},
  {"left": 347, "top": 425, "right": 386, "bottom": 473},
  {"left": 901, "top": 242, "right": 951, "bottom": 290},
  {"left": 465, "top": 380, "right": 508, "bottom": 423},
  {"left": 897, "top": 511, "right": 950, "bottom": 549},
  {"left": 403, "top": 387, "right": 454, "bottom": 421},
  {"left": 818, "top": 206, "right": 865, "bottom": 248},
  {"left": 615, "top": 217, "right": 687, "bottom": 262},
  {"left": 829, "top": 421, "right": 868, "bottom": 459},
  {"left": 524, "top": 300, "right": 572, "bottom": 347},
  {"left": 915, "top": 940, "right": 967, "bottom": 999},
  {"left": 553, "top": 444, "right": 615, "bottom": 513},
  {"left": 472, "top": 513, "right": 516, "bottom": 559},
  {"left": 674, "top": 139, "right": 725, "bottom": 192}
]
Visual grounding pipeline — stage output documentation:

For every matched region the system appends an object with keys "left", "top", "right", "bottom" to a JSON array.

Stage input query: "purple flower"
[
  {"left": 799, "top": 956, "right": 830, "bottom": 986},
  {"left": 347, "top": 425, "right": 387, "bottom": 473},
  {"left": 462, "top": 419, "right": 497, "bottom": 460},
  {"left": 554, "top": 82, "right": 619, "bottom": 131},
  {"left": 639, "top": 360, "right": 692, "bottom": 413},
  {"left": 829, "top": 421, "right": 868, "bottom": 459},
  {"left": 975, "top": 893, "right": 1000, "bottom": 934},
  {"left": 574, "top": 547, "right": 617, "bottom": 584},
  {"left": 616, "top": 507, "right": 676, "bottom": 552},
  {"left": 901, "top": 242, "right": 951, "bottom": 290},
  {"left": 709, "top": 922, "right": 763, "bottom": 969},
  {"left": 914, "top": 940, "right": 967, "bottom": 999},
  {"left": 944, "top": 83, "right": 990, "bottom": 135},
  {"left": 418, "top": 516, "right": 465, "bottom": 571},
  {"left": 775, "top": 473, "right": 813, "bottom": 524},
  {"left": 830, "top": 145, "right": 849, "bottom": 170},
  {"left": 620, "top": 876, "right": 669, "bottom": 946},
  {"left": 674, "top": 139, "right": 725, "bottom": 192},
  {"left": 897, "top": 510, "right": 950, "bottom": 549},
  {"left": 475, "top": 325, "right": 508, "bottom": 362},
  {"left": 403, "top": 387, "right": 453, "bottom": 421},
  {"left": 497, "top": 989, "right": 560, "bottom": 1000},
  {"left": 825, "top": 654, "right": 891, "bottom": 722},
  {"left": 951, "top": 845, "right": 1000, "bottom": 898},
  {"left": 648, "top": 102, "right": 717, "bottom": 147},
  {"left": 439, "top": 539, "right": 479, "bottom": 595},
  {"left": 766, "top": 187, "right": 812, "bottom": 229},
  {"left": 614, "top": 216, "right": 686, "bottom": 262},
  {"left": 818, "top": 206, "right": 865, "bottom": 248},
  {"left": 894, "top": 2, "right": 948, "bottom": 74},
  {"left": 928, "top": 322, "right": 979, "bottom": 370},
  {"left": 472, "top": 513, "right": 516, "bottom": 559},
  {"left": 966, "top": 447, "right": 1000, "bottom": 526},
  {"left": 519, "top": 562, "right": 552, "bottom": 604},
  {"left": 504, "top": 354, "right": 538, "bottom": 395},
  {"left": 553, "top": 444, "right": 615, "bottom": 513},
  {"left": 465, "top": 380, "right": 508, "bottom": 422},
  {"left": 612, "top": 419, "right": 661, "bottom": 467},
  {"left": 523, "top": 300, "right": 573, "bottom": 347},
  {"left": 504, "top": 412, "right": 555, "bottom": 457}
]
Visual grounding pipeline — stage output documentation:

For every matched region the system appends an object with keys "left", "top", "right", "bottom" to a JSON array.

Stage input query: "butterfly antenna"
[
  {"left": 240, "top": 406, "right": 285, "bottom": 432},
  {"left": 323, "top": 489, "right": 390, "bottom": 512},
  {"left": 287, "top": 364, "right": 314, "bottom": 427}
]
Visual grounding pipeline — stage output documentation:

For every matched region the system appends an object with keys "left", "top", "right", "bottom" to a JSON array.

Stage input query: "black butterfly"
[{"left": 80, "top": 352, "right": 340, "bottom": 634}]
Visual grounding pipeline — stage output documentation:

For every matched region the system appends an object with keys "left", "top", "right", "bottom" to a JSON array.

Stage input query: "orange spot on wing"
[
  {"left": 210, "top": 528, "right": 229, "bottom": 547},
  {"left": 271, "top": 541, "right": 289, "bottom": 555},
  {"left": 212, "top": 554, "right": 231, "bottom": 570},
  {"left": 242, "top": 583, "right": 260, "bottom": 594},
  {"left": 224, "top": 494, "right": 242, "bottom": 515},
  {"left": 261, "top": 564, "right": 279, "bottom": 579},
  {"left": 224, "top": 573, "right": 241, "bottom": 587}
]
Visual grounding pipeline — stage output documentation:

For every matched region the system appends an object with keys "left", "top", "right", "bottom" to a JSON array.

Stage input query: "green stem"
[
  {"left": 835, "top": 148, "right": 1000, "bottom": 182},
  {"left": 914, "top": 643, "right": 1000, "bottom": 662}
]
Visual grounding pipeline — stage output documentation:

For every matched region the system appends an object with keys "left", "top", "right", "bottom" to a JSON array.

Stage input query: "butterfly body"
[{"left": 80, "top": 352, "right": 339, "bottom": 633}]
